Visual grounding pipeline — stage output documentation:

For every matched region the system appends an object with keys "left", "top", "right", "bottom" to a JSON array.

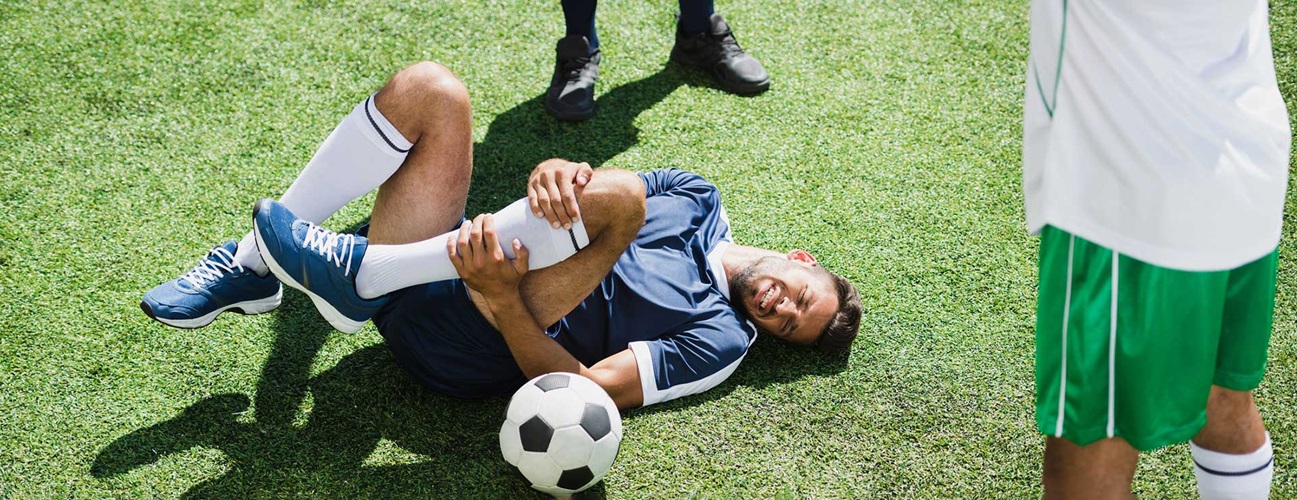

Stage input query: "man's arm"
[
  {"left": 449, "top": 214, "right": 645, "bottom": 409},
  {"left": 488, "top": 289, "right": 643, "bottom": 409}
]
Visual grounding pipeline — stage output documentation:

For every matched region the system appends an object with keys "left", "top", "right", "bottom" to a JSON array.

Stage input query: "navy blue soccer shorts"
[{"left": 373, "top": 278, "right": 527, "bottom": 398}]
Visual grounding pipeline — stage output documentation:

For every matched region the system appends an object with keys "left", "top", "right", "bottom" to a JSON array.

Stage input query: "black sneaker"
[
  {"left": 670, "top": 13, "right": 770, "bottom": 96},
  {"left": 545, "top": 35, "right": 600, "bottom": 121}
]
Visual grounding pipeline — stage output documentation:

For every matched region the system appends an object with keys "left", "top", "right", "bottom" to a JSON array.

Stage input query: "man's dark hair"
[{"left": 815, "top": 270, "right": 861, "bottom": 355}]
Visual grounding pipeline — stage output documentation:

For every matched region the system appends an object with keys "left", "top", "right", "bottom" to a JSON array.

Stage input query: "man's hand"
[
  {"left": 527, "top": 158, "right": 593, "bottom": 231},
  {"left": 448, "top": 213, "right": 645, "bottom": 411},
  {"left": 447, "top": 214, "right": 530, "bottom": 299}
]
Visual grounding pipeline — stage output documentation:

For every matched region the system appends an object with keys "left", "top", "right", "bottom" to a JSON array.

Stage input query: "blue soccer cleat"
[
  {"left": 252, "top": 199, "right": 386, "bottom": 333},
  {"left": 141, "top": 241, "right": 282, "bottom": 329}
]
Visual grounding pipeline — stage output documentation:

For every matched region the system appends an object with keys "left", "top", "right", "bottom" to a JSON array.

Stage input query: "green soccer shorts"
[{"left": 1034, "top": 225, "right": 1279, "bottom": 451}]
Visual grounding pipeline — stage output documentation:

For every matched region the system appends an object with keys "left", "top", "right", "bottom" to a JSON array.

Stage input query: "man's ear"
[{"left": 787, "top": 249, "right": 818, "bottom": 266}]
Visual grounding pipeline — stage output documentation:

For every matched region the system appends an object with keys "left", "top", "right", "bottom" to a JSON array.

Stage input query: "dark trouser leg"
[
  {"left": 678, "top": 0, "right": 715, "bottom": 34},
  {"left": 561, "top": 0, "right": 599, "bottom": 51}
]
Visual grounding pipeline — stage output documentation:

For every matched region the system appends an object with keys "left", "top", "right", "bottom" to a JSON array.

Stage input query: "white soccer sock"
[
  {"left": 233, "top": 95, "right": 412, "bottom": 275},
  {"left": 354, "top": 197, "right": 591, "bottom": 299},
  {"left": 233, "top": 231, "right": 267, "bottom": 275},
  {"left": 1192, "top": 433, "right": 1274, "bottom": 500}
]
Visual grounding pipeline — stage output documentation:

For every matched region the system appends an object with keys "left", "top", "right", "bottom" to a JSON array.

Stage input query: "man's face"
[{"left": 731, "top": 253, "right": 839, "bottom": 345}]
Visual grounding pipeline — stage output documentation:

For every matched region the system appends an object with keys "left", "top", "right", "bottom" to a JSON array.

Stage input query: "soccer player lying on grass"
[{"left": 141, "top": 61, "right": 862, "bottom": 409}]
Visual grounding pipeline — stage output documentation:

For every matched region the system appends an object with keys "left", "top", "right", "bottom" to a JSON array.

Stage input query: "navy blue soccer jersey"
[{"left": 547, "top": 169, "right": 758, "bottom": 406}]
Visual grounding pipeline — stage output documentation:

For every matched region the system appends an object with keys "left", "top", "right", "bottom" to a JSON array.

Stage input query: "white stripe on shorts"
[
  {"left": 1056, "top": 234, "right": 1075, "bottom": 437},
  {"left": 1108, "top": 251, "right": 1119, "bottom": 438}
]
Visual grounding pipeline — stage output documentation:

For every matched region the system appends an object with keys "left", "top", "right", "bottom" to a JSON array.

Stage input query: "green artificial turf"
[{"left": 1, "top": 0, "right": 1294, "bottom": 497}]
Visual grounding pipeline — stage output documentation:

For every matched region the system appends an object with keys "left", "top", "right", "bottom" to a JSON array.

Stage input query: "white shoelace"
[
  {"left": 181, "top": 246, "right": 244, "bottom": 287},
  {"left": 303, "top": 224, "right": 356, "bottom": 276}
]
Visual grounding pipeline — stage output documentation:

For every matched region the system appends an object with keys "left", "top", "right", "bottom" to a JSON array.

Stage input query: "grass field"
[{"left": 2, "top": 0, "right": 1295, "bottom": 497}]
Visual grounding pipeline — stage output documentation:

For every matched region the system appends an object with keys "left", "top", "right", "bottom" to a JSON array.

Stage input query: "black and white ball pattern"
[{"left": 500, "top": 372, "right": 623, "bottom": 496}]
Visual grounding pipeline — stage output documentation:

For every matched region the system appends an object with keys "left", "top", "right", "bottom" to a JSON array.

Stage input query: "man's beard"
[{"left": 728, "top": 256, "right": 780, "bottom": 319}]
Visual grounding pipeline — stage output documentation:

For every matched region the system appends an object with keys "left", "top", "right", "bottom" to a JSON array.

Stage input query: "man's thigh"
[
  {"left": 374, "top": 279, "right": 525, "bottom": 398},
  {"left": 367, "top": 63, "right": 474, "bottom": 245}
]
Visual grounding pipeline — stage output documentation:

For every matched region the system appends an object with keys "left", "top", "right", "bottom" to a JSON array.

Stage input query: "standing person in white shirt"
[{"left": 1023, "top": 0, "right": 1290, "bottom": 497}]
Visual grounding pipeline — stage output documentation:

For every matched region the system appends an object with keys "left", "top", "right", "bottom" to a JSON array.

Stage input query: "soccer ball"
[{"left": 500, "top": 372, "right": 623, "bottom": 496}]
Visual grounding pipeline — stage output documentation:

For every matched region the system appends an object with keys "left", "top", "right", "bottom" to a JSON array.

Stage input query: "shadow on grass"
[
  {"left": 464, "top": 62, "right": 719, "bottom": 213},
  {"left": 92, "top": 294, "right": 535, "bottom": 496},
  {"left": 93, "top": 65, "right": 835, "bottom": 496}
]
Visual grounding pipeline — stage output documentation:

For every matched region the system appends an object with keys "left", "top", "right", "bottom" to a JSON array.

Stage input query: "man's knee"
[
  {"left": 577, "top": 170, "right": 646, "bottom": 238},
  {"left": 1196, "top": 386, "right": 1266, "bottom": 453},
  {"left": 381, "top": 62, "right": 470, "bottom": 116}
]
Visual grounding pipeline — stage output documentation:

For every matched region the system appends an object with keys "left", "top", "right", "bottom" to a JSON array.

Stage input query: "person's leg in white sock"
[
  {"left": 358, "top": 62, "right": 476, "bottom": 253},
  {"left": 355, "top": 197, "right": 591, "bottom": 298},
  {"left": 233, "top": 231, "right": 265, "bottom": 274},
  {"left": 310, "top": 64, "right": 629, "bottom": 305},
  {"left": 143, "top": 61, "right": 470, "bottom": 329},
  {"left": 232, "top": 94, "right": 412, "bottom": 275},
  {"left": 1192, "top": 434, "right": 1273, "bottom": 500},
  {"left": 1191, "top": 386, "right": 1273, "bottom": 500}
]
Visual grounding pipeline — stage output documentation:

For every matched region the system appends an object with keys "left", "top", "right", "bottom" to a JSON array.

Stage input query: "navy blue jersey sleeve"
[
  {"left": 638, "top": 168, "right": 718, "bottom": 200},
  {"left": 637, "top": 169, "right": 733, "bottom": 251},
  {"left": 626, "top": 308, "right": 757, "bottom": 406}
]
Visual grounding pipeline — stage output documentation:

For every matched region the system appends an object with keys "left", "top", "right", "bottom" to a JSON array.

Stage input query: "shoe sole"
[
  {"left": 140, "top": 291, "right": 282, "bottom": 329},
  {"left": 253, "top": 215, "right": 366, "bottom": 334}
]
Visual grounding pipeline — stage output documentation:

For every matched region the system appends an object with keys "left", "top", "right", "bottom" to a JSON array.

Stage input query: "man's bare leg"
[
  {"left": 248, "top": 61, "right": 483, "bottom": 333},
  {"left": 366, "top": 61, "right": 474, "bottom": 246},
  {"left": 1190, "top": 386, "right": 1273, "bottom": 499},
  {"left": 143, "top": 61, "right": 451, "bottom": 329},
  {"left": 468, "top": 169, "right": 646, "bottom": 328},
  {"left": 449, "top": 168, "right": 647, "bottom": 407},
  {"left": 344, "top": 61, "right": 645, "bottom": 324},
  {"left": 1194, "top": 386, "right": 1266, "bottom": 452},
  {"left": 1042, "top": 437, "right": 1138, "bottom": 499},
  {"left": 519, "top": 169, "right": 644, "bottom": 326},
  {"left": 255, "top": 60, "right": 637, "bottom": 315},
  {"left": 252, "top": 59, "right": 641, "bottom": 331}
]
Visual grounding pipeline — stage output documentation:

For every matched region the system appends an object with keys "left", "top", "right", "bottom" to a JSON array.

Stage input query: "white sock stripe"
[
  {"left": 565, "top": 218, "right": 590, "bottom": 252},
  {"left": 273, "top": 94, "right": 407, "bottom": 233},
  {"left": 1192, "top": 435, "right": 1274, "bottom": 499},
  {"left": 566, "top": 228, "right": 583, "bottom": 251},
  {"left": 1192, "top": 434, "right": 1274, "bottom": 470},
  {"left": 1195, "top": 456, "right": 1274, "bottom": 477},
  {"left": 363, "top": 95, "right": 412, "bottom": 153}
]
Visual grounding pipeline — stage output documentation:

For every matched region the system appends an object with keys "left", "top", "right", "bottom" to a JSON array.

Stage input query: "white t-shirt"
[{"left": 1023, "top": 0, "right": 1291, "bottom": 271}]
